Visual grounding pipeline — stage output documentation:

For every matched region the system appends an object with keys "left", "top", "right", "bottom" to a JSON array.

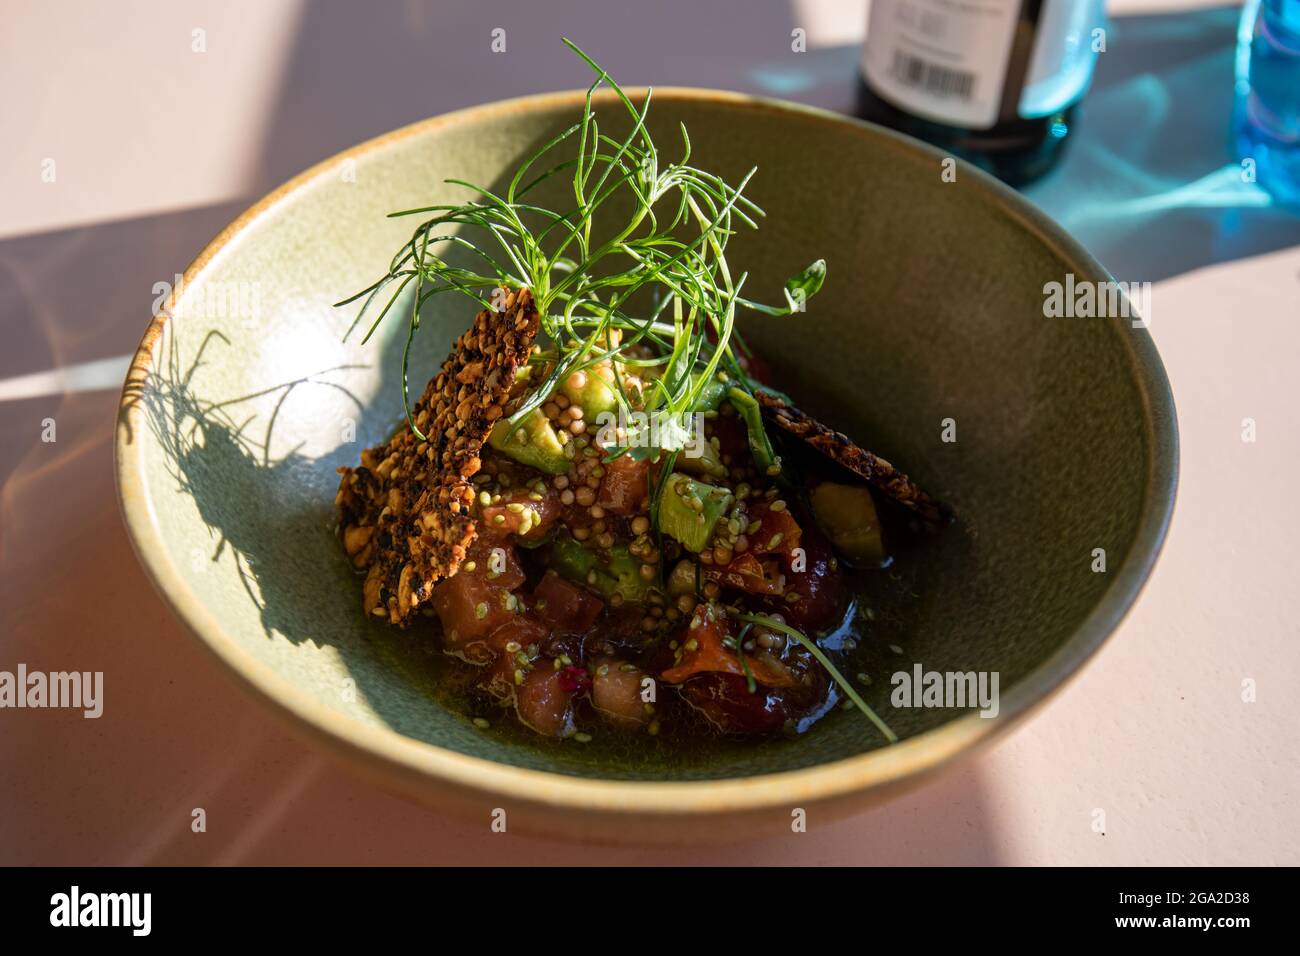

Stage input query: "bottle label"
[
  {"left": 1018, "top": 0, "right": 1104, "bottom": 119},
  {"left": 862, "top": 0, "right": 1021, "bottom": 131}
]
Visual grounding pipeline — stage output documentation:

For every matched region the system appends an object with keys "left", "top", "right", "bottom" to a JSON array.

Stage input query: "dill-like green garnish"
[
  {"left": 733, "top": 622, "right": 758, "bottom": 694},
  {"left": 336, "top": 38, "right": 825, "bottom": 445}
]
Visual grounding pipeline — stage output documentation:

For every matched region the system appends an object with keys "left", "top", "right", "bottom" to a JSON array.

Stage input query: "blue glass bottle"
[{"left": 1235, "top": 0, "right": 1300, "bottom": 207}]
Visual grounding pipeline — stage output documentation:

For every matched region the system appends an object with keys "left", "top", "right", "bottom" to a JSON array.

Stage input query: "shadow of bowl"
[{"left": 115, "top": 88, "right": 1177, "bottom": 841}]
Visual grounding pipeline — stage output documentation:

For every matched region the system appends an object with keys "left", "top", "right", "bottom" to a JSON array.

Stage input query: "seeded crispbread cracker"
[
  {"left": 756, "top": 391, "right": 951, "bottom": 530},
  {"left": 336, "top": 288, "right": 541, "bottom": 625}
]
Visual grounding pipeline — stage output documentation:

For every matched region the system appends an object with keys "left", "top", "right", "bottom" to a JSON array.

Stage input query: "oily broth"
[{"left": 374, "top": 535, "right": 929, "bottom": 774}]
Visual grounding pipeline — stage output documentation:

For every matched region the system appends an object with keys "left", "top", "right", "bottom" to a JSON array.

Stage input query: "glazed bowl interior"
[{"left": 118, "top": 90, "right": 1174, "bottom": 796}]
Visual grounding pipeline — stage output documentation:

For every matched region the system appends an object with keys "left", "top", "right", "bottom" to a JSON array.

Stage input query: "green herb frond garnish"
[
  {"left": 336, "top": 37, "right": 826, "bottom": 444},
  {"left": 732, "top": 622, "right": 758, "bottom": 694}
]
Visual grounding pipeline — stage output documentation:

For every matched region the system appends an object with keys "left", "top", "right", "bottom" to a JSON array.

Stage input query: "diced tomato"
[
  {"left": 430, "top": 573, "right": 520, "bottom": 661},
  {"left": 708, "top": 551, "right": 784, "bottom": 596},
  {"left": 681, "top": 672, "right": 790, "bottom": 735},
  {"left": 596, "top": 454, "right": 650, "bottom": 515},
  {"left": 463, "top": 537, "right": 525, "bottom": 590},
  {"left": 590, "top": 657, "right": 650, "bottom": 727},
  {"left": 486, "top": 614, "right": 549, "bottom": 655},
  {"left": 515, "top": 665, "right": 580, "bottom": 737},
  {"left": 745, "top": 501, "right": 803, "bottom": 560},
  {"left": 534, "top": 572, "right": 604, "bottom": 634},
  {"left": 480, "top": 487, "right": 560, "bottom": 544},
  {"left": 761, "top": 514, "right": 844, "bottom": 635},
  {"left": 478, "top": 615, "right": 549, "bottom": 699},
  {"left": 660, "top": 603, "right": 796, "bottom": 688}
]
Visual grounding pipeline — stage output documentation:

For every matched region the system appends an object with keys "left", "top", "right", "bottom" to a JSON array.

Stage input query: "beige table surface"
[{"left": 2, "top": 0, "right": 1297, "bottom": 865}]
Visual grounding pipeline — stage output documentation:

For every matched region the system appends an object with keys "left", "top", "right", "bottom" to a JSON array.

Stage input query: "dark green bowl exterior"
[{"left": 117, "top": 90, "right": 1176, "bottom": 807}]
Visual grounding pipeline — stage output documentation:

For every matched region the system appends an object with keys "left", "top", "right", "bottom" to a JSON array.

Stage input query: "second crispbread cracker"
[
  {"left": 335, "top": 287, "right": 542, "bottom": 625},
  {"left": 756, "top": 391, "right": 951, "bottom": 530}
]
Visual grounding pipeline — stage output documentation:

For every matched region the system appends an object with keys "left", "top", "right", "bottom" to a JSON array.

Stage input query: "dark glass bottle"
[{"left": 857, "top": 0, "right": 1105, "bottom": 187}]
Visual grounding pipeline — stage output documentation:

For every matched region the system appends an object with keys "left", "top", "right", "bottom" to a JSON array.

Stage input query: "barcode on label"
[{"left": 889, "top": 51, "right": 975, "bottom": 100}]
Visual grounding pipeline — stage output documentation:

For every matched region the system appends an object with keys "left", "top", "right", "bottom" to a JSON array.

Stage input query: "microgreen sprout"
[{"left": 336, "top": 38, "right": 825, "bottom": 445}]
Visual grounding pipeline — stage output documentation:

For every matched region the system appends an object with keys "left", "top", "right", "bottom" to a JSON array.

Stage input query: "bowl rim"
[{"left": 116, "top": 86, "right": 1179, "bottom": 817}]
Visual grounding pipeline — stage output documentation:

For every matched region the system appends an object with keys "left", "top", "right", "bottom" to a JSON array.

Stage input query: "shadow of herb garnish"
[{"left": 128, "top": 323, "right": 372, "bottom": 642}]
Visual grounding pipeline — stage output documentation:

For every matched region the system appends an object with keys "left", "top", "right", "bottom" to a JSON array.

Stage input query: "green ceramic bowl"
[{"left": 116, "top": 89, "right": 1177, "bottom": 841}]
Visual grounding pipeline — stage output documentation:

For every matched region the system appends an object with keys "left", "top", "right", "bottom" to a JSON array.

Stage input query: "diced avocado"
[
  {"left": 690, "top": 371, "right": 728, "bottom": 412},
  {"left": 659, "top": 473, "right": 733, "bottom": 553},
  {"left": 550, "top": 535, "right": 599, "bottom": 583},
  {"left": 600, "top": 544, "right": 655, "bottom": 603},
  {"left": 550, "top": 537, "right": 653, "bottom": 604},
  {"left": 489, "top": 409, "right": 569, "bottom": 475},
  {"left": 561, "top": 364, "right": 621, "bottom": 418},
  {"left": 811, "top": 482, "right": 886, "bottom": 566},
  {"left": 676, "top": 435, "right": 727, "bottom": 480},
  {"left": 666, "top": 558, "right": 698, "bottom": 597}
]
